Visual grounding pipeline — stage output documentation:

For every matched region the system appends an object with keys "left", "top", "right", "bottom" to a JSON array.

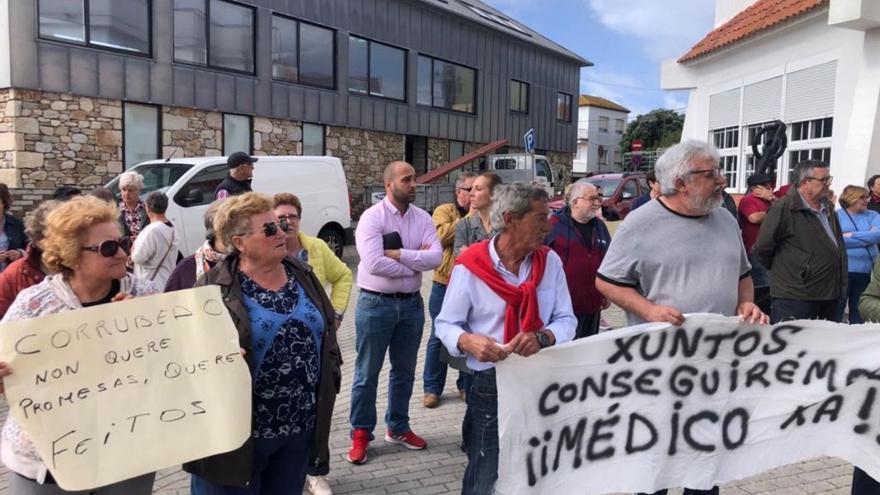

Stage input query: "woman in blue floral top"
[{"left": 185, "top": 193, "right": 341, "bottom": 495}]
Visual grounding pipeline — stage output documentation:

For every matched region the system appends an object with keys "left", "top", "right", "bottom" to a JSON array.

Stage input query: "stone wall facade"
[
  {"left": 0, "top": 88, "right": 123, "bottom": 189},
  {"left": 253, "top": 118, "right": 302, "bottom": 156},
  {"left": 325, "top": 126, "right": 404, "bottom": 214},
  {"left": 161, "top": 108, "right": 222, "bottom": 158}
]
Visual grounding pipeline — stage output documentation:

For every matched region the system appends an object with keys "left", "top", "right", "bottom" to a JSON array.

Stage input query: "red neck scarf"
[{"left": 456, "top": 240, "right": 549, "bottom": 343}]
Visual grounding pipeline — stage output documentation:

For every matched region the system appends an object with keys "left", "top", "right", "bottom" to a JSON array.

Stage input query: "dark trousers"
[
  {"left": 638, "top": 489, "right": 718, "bottom": 495},
  {"left": 191, "top": 430, "right": 312, "bottom": 495},
  {"left": 574, "top": 312, "right": 601, "bottom": 339},
  {"left": 770, "top": 297, "right": 844, "bottom": 324},
  {"left": 845, "top": 272, "right": 872, "bottom": 324},
  {"left": 461, "top": 369, "right": 499, "bottom": 495},
  {"left": 424, "top": 282, "right": 471, "bottom": 394},
  {"left": 851, "top": 467, "right": 880, "bottom": 495}
]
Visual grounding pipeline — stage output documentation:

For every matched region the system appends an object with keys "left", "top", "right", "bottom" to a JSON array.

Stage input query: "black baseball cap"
[
  {"left": 747, "top": 173, "right": 774, "bottom": 188},
  {"left": 227, "top": 151, "right": 258, "bottom": 169}
]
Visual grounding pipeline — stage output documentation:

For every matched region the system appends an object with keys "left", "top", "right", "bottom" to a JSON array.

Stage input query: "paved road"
[{"left": 0, "top": 246, "right": 859, "bottom": 494}]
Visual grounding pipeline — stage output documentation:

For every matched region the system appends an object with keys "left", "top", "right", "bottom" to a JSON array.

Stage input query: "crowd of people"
[{"left": 0, "top": 141, "right": 875, "bottom": 495}]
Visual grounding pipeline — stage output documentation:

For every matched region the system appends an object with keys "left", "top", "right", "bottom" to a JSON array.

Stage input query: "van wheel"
[{"left": 319, "top": 227, "right": 345, "bottom": 258}]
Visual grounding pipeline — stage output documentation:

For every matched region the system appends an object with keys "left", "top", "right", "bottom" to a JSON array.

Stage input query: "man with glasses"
[
  {"left": 423, "top": 172, "right": 476, "bottom": 409},
  {"left": 545, "top": 181, "right": 610, "bottom": 338},
  {"left": 596, "top": 140, "right": 766, "bottom": 495},
  {"left": 753, "top": 160, "right": 847, "bottom": 323}
]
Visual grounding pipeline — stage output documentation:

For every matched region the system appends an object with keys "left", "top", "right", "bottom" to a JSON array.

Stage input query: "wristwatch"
[{"left": 535, "top": 330, "right": 552, "bottom": 349}]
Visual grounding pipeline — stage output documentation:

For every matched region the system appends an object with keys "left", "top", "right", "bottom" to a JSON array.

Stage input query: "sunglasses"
[
  {"left": 82, "top": 237, "right": 132, "bottom": 257},
  {"left": 276, "top": 214, "right": 300, "bottom": 230},
  {"left": 246, "top": 218, "right": 289, "bottom": 238}
]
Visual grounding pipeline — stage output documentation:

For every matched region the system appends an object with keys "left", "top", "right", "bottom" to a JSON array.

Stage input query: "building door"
[{"left": 406, "top": 135, "right": 428, "bottom": 176}]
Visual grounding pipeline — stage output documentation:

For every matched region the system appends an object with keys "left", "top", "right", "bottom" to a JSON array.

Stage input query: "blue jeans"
[
  {"left": 190, "top": 430, "right": 312, "bottom": 495},
  {"left": 461, "top": 369, "right": 499, "bottom": 495},
  {"left": 350, "top": 290, "right": 425, "bottom": 436},
  {"left": 846, "top": 272, "right": 872, "bottom": 324},
  {"left": 424, "top": 282, "right": 470, "bottom": 395}
]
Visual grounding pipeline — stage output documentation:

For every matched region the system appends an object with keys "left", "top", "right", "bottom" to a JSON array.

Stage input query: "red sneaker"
[
  {"left": 384, "top": 429, "right": 427, "bottom": 450},
  {"left": 347, "top": 429, "right": 370, "bottom": 464}
]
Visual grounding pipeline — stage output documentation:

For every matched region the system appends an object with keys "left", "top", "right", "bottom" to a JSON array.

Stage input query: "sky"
[{"left": 483, "top": 0, "right": 718, "bottom": 119}]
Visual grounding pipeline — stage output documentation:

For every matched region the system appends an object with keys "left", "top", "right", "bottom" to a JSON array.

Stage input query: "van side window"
[
  {"left": 536, "top": 159, "right": 552, "bottom": 182},
  {"left": 494, "top": 159, "right": 517, "bottom": 170},
  {"left": 174, "top": 165, "right": 228, "bottom": 207}
]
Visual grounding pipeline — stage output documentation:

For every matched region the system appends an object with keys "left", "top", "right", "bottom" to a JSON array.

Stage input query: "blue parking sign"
[{"left": 524, "top": 128, "right": 536, "bottom": 153}]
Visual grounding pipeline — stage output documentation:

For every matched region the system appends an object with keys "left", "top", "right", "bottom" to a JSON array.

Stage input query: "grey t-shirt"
[{"left": 598, "top": 199, "right": 751, "bottom": 326}]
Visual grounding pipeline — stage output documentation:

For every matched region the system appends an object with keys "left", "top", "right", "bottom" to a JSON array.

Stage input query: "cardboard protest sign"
[
  {"left": 496, "top": 314, "right": 880, "bottom": 494},
  {"left": 0, "top": 285, "right": 251, "bottom": 491}
]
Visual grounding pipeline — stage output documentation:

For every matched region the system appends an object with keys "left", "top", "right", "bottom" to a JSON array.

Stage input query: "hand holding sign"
[{"left": 0, "top": 285, "right": 251, "bottom": 491}]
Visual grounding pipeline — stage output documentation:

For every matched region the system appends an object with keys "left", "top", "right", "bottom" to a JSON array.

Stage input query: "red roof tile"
[{"left": 678, "top": 0, "right": 828, "bottom": 63}]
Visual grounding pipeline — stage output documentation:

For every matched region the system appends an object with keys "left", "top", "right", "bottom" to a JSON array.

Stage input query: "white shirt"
[
  {"left": 435, "top": 236, "right": 576, "bottom": 372},
  {"left": 131, "top": 221, "right": 178, "bottom": 290}
]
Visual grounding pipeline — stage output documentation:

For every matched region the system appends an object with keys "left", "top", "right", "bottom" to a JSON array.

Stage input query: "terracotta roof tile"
[
  {"left": 678, "top": 0, "right": 828, "bottom": 63},
  {"left": 578, "top": 95, "right": 630, "bottom": 113}
]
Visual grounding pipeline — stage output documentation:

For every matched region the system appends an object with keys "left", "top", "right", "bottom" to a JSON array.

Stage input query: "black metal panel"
[
  {"left": 320, "top": 91, "right": 334, "bottom": 123},
  {"left": 271, "top": 83, "right": 288, "bottom": 118},
  {"left": 235, "top": 77, "right": 256, "bottom": 114},
  {"left": 215, "top": 74, "right": 236, "bottom": 112},
  {"left": 303, "top": 88, "right": 319, "bottom": 122},
  {"left": 194, "top": 71, "right": 216, "bottom": 109},
  {"left": 70, "top": 50, "right": 99, "bottom": 97},
  {"left": 172, "top": 67, "right": 195, "bottom": 108},
  {"left": 96, "top": 53, "right": 123, "bottom": 99},
  {"left": 150, "top": 64, "right": 174, "bottom": 104},
  {"left": 125, "top": 59, "right": 152, "bottom": 103},
  {"left": 37, "top": 44, "right": 70, "bottom": 94}
]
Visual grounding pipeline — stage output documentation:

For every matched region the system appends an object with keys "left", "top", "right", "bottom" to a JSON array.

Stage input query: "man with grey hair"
[
  {"left": 597, "top": 140, "right": 767, "bottom": 495},
  {"left": 752, "top": 160, "right": 846, "bottom": 323},
  {"left": 422, "top": 172, "right": 476, "bottom": 408},
  {"left": 545, "top": 180, "right": 610, "bottom": 338},
  {"left": 436, "top": 182, "right": 576, "bottom": 495}
]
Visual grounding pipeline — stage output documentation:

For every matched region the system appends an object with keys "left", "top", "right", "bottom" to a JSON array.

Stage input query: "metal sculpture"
[{"left": 751, "top": 120, "right": 788, "bottom": 176}]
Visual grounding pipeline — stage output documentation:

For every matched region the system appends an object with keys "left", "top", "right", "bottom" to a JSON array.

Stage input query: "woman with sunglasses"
[
  {"left": 0, "top": 195, "right": 158, "bottom": 494},
  {"left": 184, "top": 192, "right": 340, "bottom": 495},
  {"left": 273, "top": 192, "right": 351, "bottom": 495}
]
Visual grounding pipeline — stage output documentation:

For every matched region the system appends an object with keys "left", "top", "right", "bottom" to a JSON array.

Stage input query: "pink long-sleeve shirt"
[{"left": 355, "top": 198, "right": 442, "bottom": 294}]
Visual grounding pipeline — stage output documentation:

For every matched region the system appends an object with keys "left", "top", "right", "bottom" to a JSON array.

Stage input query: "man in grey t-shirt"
[{"left": 597, "top": 141, "right": 768, "bottom": 495}]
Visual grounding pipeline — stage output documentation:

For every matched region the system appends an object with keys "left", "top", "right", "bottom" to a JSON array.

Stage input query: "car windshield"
[
  {"left": 105, "top": 163, "right": 193, "bottom": 198},
  {"left": 585, "top": 178, "right": 621, "bottom": 198}
]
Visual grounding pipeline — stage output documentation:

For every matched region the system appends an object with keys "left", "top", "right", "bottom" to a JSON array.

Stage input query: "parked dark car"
[{"left": 578, "top": 173, "right": 648, "bottom": 221}]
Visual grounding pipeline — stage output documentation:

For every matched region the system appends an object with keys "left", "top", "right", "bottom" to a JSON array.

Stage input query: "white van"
[{"left": 106, "top": 156, "right": 351, "bottom": 257}]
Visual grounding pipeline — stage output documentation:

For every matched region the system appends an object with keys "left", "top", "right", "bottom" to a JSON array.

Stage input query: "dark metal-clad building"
[{"left": 0, "top": 0, "right": 589, "bottom": 210}]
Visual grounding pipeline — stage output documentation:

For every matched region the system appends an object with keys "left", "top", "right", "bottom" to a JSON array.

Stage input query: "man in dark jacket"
[
  {"left": 214, "top": 151, "right": 257, "bottom": 200},
  {"left": 545, "top": 181, "right": 610, "bottom": 338},
  {"left": 868, "top": 174, "right": 880, "bottom": 214},
  {"left": 753, "top": 160, "right": 847, "bottom": 323}
]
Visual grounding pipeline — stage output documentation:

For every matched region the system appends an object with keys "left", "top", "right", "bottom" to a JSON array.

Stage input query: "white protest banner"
[
  {"left": 0, "top": 285, "right": 251, "bottom": 491},
  {"left": 496, "top": 314, "right": 880, "bottom": 494}
]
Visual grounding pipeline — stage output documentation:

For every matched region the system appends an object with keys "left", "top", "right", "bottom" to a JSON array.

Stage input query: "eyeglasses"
[
  {"left": 805, "top": 175, "right": 833, "bottom": 184},
  {"left": 686, "top": 168, "right": 723, "bottom": 179},
  {"left": 82, "top": 237, "right": 132, "bottom": 257},
  {"left": 578, "top": 195, "right": 601, "bottom": 202},
  {"left": 276, "top": 214, "right": 300, "bottom": 231}
]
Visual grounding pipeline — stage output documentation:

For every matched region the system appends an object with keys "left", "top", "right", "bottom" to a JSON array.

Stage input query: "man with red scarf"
[{"left": 435, "top": 182, "right": 576, "bottom": 495}]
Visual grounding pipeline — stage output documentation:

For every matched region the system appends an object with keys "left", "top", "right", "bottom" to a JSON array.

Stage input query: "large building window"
[
  {"left": 509, "top": 80, "right": 529, "bottom": 113},
  {"left": 598, "top": 116, "right": 609, "bottom": 133},
  {"left": 710, "top": 126, "right": 740, "bottom": 189},
  {"left": 791, "top": 117, "right": 832, "bottom": 141},
  {"left": 417, "top": 55, "right": 477, "bottom": 114},
  {"left": 271, "top": 15, "right": 335, "bottom": 89},
  {"left": 123, "top": 103, "right": 160, "bottom": 169},
  {"left": 556, "top": 92, "right": 572, "bottom": 122},
  {"left": 174, "top": 0, "right": 254, "bottom": 74},
  {"left": 348, "top": 36, "right": 406, "bottom": 101},
  {"left": 39, "top": 0, "right": 151, "bottom": 55},
  {"left": 787, "top": 117, "right": 833, "bottom": 183},
  {"left": 615, "top": 118, "right": 625, "bottom": 135},
  {"left": 223, "top": 114, "right": 251, "bottom": 155},
  {"left": 302, "top": 123, "right": 325, "bottom": 156}
]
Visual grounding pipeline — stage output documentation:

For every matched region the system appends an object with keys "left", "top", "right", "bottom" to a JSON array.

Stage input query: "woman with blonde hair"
[
  {"left": 836, "top": 185, "right": 880, "bottom": 323},
  {"left": 185, "top": 192, "right": 340, "bottom": 495},
  {"left": 0, "top": 195, "right": 157, "bottom": 494}
]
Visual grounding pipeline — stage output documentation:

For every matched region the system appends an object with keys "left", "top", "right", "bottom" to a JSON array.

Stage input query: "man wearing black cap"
[
  {"left": 214, "top": 151, "right": 257, "bottom": 200},
  {"left": 738, "top": 173, "right": 776, "bottom": 313}
]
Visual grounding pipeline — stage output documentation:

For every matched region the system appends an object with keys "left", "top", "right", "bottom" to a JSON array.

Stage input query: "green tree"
[{"left": 620, "top": 109, "right": 685, "bottom": 153}]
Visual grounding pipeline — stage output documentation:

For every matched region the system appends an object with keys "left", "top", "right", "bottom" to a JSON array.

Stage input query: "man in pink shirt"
[{"left": 348, "top": 161, "right": 442, "bottom": 465}]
